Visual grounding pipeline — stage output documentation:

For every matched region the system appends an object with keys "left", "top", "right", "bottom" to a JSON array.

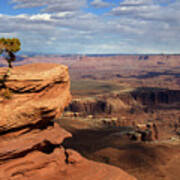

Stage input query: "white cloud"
[
  {"left": 91, "top": 0, "right": 112, "bottom": 8},
  {"left": 120, "top": 0, "right": 152, "bottom": 6},
  {"left": 11, "top": 0, "right": 86, "bottom": 13},
  {"left": 111, "top": 0, "right": 158, "bottom": 15},
  {"left": 109, "top": 0, "right": 180, "bottom": 40},
  {"left": 55, "top": 12, "right": 75, "bottom": 18},
  {"left": 30, "top": 14, "right": 51, "bottom": 21}
]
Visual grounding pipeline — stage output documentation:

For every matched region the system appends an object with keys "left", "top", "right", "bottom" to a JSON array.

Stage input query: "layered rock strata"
[{"left": 0, "top": 63, "right": 136, "bottom": 180}]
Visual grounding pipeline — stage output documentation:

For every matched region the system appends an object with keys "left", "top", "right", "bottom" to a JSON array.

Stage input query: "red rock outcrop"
[
  {"left": 0, "top": 63, "right": 136, "bottom": 180},
  {"left": 0, "top": 63, "right": 71, "bottom": 132}
]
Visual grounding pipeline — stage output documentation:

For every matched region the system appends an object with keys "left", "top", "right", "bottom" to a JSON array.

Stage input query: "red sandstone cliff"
[{"left": 0, "top": 63, "right": 136, "bottom": 180}]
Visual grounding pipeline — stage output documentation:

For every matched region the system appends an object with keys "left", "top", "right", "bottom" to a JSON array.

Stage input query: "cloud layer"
[
  {"left": 11, "top": 0, "right": 86, "bottom": 12},
  {"left": 0, "top": 0, "right": 179, "bottom": 54}
]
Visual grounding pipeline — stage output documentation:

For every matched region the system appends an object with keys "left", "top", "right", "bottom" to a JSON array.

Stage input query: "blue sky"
[{"left": 0, "top": 0, "right": 179, "bottom": 54}]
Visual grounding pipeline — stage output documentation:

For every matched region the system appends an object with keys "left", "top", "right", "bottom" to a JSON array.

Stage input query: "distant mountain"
[{"left": 19, "top": 52, "right": 180, "bottom": 58}]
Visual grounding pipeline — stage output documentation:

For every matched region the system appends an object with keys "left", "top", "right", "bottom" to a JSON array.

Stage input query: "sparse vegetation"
[
  {"left": 0, "top": 38, "right": 20, "bottom": 98},
  {"left": 0, "top": 37, "right": 21, "bottom": 68}
]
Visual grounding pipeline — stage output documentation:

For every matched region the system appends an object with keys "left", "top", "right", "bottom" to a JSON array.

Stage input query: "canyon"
[
  {"left": 0, "top": 54, "right": 179, "bottom": 179},
  {"left": 0, "top": 63, "right": 136, "bottom": 180}
]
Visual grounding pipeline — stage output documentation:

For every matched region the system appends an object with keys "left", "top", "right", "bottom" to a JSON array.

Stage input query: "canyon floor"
[{"left": 58, "top": 117, "right": 180, "bottom": 180}]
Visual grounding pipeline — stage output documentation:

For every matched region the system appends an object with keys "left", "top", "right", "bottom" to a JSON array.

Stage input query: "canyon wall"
[{"left": 66, "top": 88, "right": 180, "bottom": 115}]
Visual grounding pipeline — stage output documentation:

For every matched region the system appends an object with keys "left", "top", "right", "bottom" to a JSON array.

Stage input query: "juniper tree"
[{"left": 0, "top": 38, "right": 21, "bottom": 68}]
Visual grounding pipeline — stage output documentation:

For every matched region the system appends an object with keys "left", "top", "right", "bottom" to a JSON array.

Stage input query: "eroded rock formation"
[
  {"left": 66, "top": 88, "right": 180, "bottom": 116},
  {"left": 0, "top": 63, "right": 136, "bottom": 180}
]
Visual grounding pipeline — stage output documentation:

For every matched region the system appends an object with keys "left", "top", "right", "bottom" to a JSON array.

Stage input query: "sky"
[{"left": 0, "top": 0, "right": 179, "bottom": 54}]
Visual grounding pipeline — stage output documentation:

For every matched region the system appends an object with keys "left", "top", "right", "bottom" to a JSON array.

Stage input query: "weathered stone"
[{"left": 0, "top": 63, "right": 71, "bottom": 132}]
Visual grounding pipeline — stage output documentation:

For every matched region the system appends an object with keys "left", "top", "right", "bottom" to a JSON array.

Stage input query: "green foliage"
[
  {"left": 0, "top": 37, "right": 21, "bottom": 68},
  {"left": 0, "top": 38, "right": 21, "bottom": 53}
]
